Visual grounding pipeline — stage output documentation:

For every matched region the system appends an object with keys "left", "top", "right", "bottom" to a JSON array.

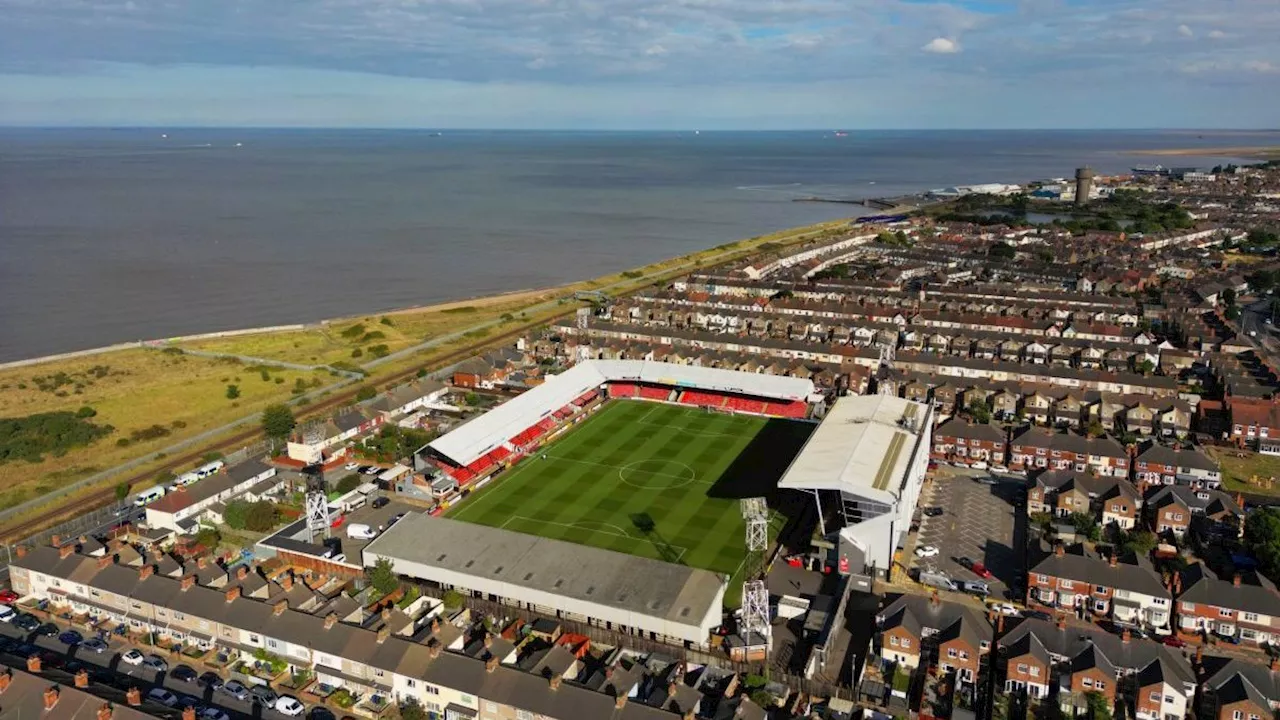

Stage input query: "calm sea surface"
[{"left": 0, "top": 128, "right": 1264, "bottom": 361}]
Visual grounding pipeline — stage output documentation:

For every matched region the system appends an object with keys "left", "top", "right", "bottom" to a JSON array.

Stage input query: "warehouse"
[{"left": 362, "top": 513, "right": 727, "bottom": 648}]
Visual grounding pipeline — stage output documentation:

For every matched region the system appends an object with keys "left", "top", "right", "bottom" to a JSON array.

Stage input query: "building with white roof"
[{"left": 777, "top": 394, "right": 932, "bottom": 579}]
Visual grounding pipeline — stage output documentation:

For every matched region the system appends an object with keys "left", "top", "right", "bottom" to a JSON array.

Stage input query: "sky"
[{"left": 1, "top": 0, "right": 1278, "bottom": 129}]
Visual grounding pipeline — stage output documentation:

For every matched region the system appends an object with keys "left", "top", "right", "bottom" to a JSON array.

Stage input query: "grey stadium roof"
[{"left": 363, "top": 513, "right": 727, "bottom": 644}]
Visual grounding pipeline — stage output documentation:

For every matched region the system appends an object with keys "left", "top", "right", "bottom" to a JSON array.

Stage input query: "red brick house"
[
  {"left": 1176, "top": 564, "right": 1280, "bottom": 646},
  {"left": 1145, "top": 485, "right": 1243, "bottom": 540},
  {"left": 1198, "top": 656, "right": 1280, "bottom": 720},
  {"left": 875, "top": 594, "right": 992, "bottom": 691},
  {"left": 1010, "top": 427, "right": 1129, "bottom": 477},
  {"left": 931, "top": 418, "right": 1006, "bottom": 466},
  {"left": 1226, "top": 397, "right": 1280, "bottom": 450}
]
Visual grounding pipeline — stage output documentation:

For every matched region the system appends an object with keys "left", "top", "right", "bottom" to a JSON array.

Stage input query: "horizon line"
[{"left": 2, "top": 125, "right": 1279, "bottom": 133}]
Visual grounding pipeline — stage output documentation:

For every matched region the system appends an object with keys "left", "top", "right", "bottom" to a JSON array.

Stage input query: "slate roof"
[
  {"left": 1178, "top": 564, "right": 1280, "bottom": 617},
  {"left": 877, "top": 594, "right": 992, "bottom": 652},
  {"left": 999, "top": 618, "right": 1193, "bottom": 684},
  {"left": 1028, "top": 544, "right": 1170, "bottom": 600}
]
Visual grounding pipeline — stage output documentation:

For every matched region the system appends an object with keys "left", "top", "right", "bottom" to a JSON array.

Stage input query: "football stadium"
[{"left": 364, "top": 359, "right": 932, "bottom": 648}]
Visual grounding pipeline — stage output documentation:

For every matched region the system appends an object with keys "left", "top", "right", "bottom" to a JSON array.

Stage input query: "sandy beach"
[{"left": 1129, "top": 146, "right": 1280, "bottom": 159}]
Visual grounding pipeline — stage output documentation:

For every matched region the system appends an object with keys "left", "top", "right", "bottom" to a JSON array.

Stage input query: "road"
[{"left": 1241, "top": 298, "right": 1277, "bottom": 351}]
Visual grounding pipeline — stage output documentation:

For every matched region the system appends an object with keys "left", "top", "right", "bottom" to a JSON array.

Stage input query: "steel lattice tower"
[
  {"left": 739, "top": 497, "right": 771, "bottom": 649},
  {"left": 304, "top": 491, "right": 331, "bottom": 543}
]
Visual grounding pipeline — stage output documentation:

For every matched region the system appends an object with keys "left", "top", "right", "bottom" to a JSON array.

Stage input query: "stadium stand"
[
  {"left": 769, "top": 400, "right": 810, "bottom": 419},
  {"left": 608, "top": 383, "right": 639, "bottom": 398},
  {"left": 572, "top": 390, "right": 599, "bottom": 406},
  {"left": 725, "top": 396, "right": 768, "bottom": 414},
  {"left": 679, "top": 390, "right": 728, "bottom": 408},
  {"left": 638, "top": 384, "right": 673, "bottom": 401}
]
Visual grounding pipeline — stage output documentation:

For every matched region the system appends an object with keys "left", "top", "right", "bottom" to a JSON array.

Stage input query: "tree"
[
  {"left": 1223, "top": 287, "right": 1238, "bottom": 307},
  {"left": 400, "top": 700, "right": 428, "bottom": 720},
  {"left": 1071, "top": 512, "right": 1101, "bottom": 542},
  {"left": 1086, "top": 421, "right": 1105, "bottom": 438},
  {"left": 244, "top": 501, "right": 278, "bottom": 532},
  {"left": 195, "top": 525, "right": 221, "bottom": 549},
  {"left": 967, "top": 398, "right": 992, "bottom": 424},
  {"left": 442, "top": 589, "right": 465, "bottom": 610},
  {"left": 989, "top": 242, "right": 1016, "bottom": 260},
  {"left": 355, "top": 386, "right": 378, "bottom": 402},
  {"left": 336, "top": 474, "right": 363, "bottom": 494},
  {"left": 1085, "top": 691, "right": 1112, "bottom": 720},
  {"left": 224, "top": 499, "right": 251, "bottom": 530},
  {"left": 1244, "top": 507, "right": 1280, "bottom": 581},
  {"left": 225, "top": 384, "right": 240, "bottom": 400},
  {"left": 114, "top": 482, "right": 130, "bottom": 501},
  {"left": 1135, "top": 359, "right": 1156, "bottom": 376},
  {"left": 1225, "top": 305, "right": 1242, "bottom": 321},
  {"left": 367, "top": 557, "right": 399, "bottom": 596},
  {"left": 261, "top": 404, "right": 296, "bottom": 442},
  {"left": 1123, "top": 530, "right": 1158, "bottom": 556}
]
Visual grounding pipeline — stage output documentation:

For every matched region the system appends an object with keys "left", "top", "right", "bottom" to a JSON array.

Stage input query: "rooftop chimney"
[
  {"left": 224, "top": 586, "right": 241, "bottom": 603},
  {"left": 97, "top": 703, "right": 113, "bottom": 720},
  {"left": 486, "top": 656, "right": 499, "bottom": 673},
  {"left": 381, "top": 607, "right": 392, "bottom": 622},
  {"left": 1234, "top": 574, "right": 1243, "bottom": 587},
  {"left": 43, "top": 686, "right": 60, "bottom": 711},
  {"left": 324, "top": 613, "right": 338, "bottom": 629},
  {"left": 75, "top": 669, "right": 90, "bottom": 688},
  {"left": 139, "top": 564, "right": 154, "bottom": 581},
  {"left": 27, "top": 655, "right": 41, "bottom": 673},
  {"left": 126, "top": 688, "right": 141, "bottom": 707},
  {"left": 0, "top": 669, "right": 11, "bottom": 694},
  {"left": 51, "top": 535, "right": 63, "bottom": 548},
  {"left": 428, "top": 640, "right": 441, "bottom": 659},
  {"left": 60, "top": 543, "right": 75, "bottom": 559},
  {"left": 183, "top": 706, "right": 197, "bottom": 720},
  {"left": 1055, "top": 544, "right": 1065, "bottom": 558},
  {"left": 1121, "top": 629, "right": 1131, "bottom": 644},
  {"left": 549, "top": 675, "right": 562, "bottom": 690},
  {"left": 1056, "top": 614, "right": 1067, "bottom": 630},
  {"left": 615, "top": 694, "right": 628, "bottom": 710},
  {"left": 14, "top": 545, "right": 27, "bottom": 559},
  {"left": 483, "top": 633, "right": 492, "bottom": 649},
  {"left": 1271, "top": 656, "right": 1280, "bottom": 673},
  {"left": 377, "top": 626, "right": 390, "bottom": 644},
  {"left": 236, "top": 566, "right": 248, "bottom": 580},
  {"left": 1195, "top": 646, "right": 1204, "bottom": 666},
  {"left": 430, "top": 617, "right": 440, "bottom": 633},
  {"left": 97, "top": 555, "right": 113, "bottom": 570},
  {"left": 997, "top": 614, "right": 1005, "bottom": 633},
  {"left": 930, "top": 591, "right": 940, "bottom": 607},
  {"left": 1109, "top": 554, "right": 1118, "bottom": 568},
  {"left": 196, "top": 556, "right": 207, "bottom": 569},
  {"left": 273, "top": 599, "right": 288, "bottom": 616},
  {"left": 281, "top": 574, "right": 293, "bottom": 591},
  {"left": 181, "top": 574, "right": 196, "bottom": 591}
]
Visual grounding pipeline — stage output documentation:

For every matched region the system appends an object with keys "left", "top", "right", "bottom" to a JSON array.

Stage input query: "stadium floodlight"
[
  {"left": 305, "top": 491, "right": 331, "bottom": 543},
  {"left": 740, "top": 497, "right": 768, "bottom": 553},
  {"left": 741, "top": 578, "right": 771, "bottom": 649}
]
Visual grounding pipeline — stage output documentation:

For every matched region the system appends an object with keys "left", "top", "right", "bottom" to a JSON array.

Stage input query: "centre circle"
[{"left": 618, "top": 459, "right": 697, "bottom": 489}]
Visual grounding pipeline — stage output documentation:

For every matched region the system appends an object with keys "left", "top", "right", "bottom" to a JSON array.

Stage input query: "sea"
[{"left": 0, "top": 128, "right": 1266, "bottom": 362}]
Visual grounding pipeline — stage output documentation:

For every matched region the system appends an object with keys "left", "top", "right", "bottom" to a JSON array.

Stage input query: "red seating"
[
  {"left": 679, "top": 390, "right": 726, "bottom": 407},
  {"left": 573, "top": 390, "right": 599, "bottom": 406},
  {"left": 771, "top": 400, "right": 809, "bottom": 418},
  {"left": 638, "top": 385, "right": 671, "bottom": 401},
  {"left": 725, "top": 397, "right": 768, "bottom": 414},
  {"left": 608, "top": 383, "right": 639, "bottom": 398}
]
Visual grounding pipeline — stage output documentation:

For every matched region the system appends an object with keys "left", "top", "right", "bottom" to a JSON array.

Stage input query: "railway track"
[{"left": 0, "top": 308, "right": 578, "bottom": 545}]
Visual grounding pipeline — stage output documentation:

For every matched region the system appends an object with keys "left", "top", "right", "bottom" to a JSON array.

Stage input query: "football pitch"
[{"left": 446, "top": 400, "right": 814, "bottom": 606}]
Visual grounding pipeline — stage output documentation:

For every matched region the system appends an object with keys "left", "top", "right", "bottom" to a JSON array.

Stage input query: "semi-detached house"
[
  {"left": 1025, "top": 471, "right": 1140, "bottom": 531},
  {"left": 1026, "top": 544, "right": 1172, "bottom": 632},
  {"left": 1134, "top": 443, "right": 1222, "bottom": 490},
  {"left": 874, "top": 594, "right": 993, "bottom": 690},
  {"left": 1010, "top": 428, "right": 1129, "bottom": 477},
  {"left": 1176, "top": 564, "right": 1280, "bottom": 646},
  {"left": 1198, "top": 655, "right": 1280, "bottom": 720},
  {"left": 930, "top": 418, "right": 1006, "bottom": 466},
  {"left": 7, "top": 544, "right": 685, "bottom": 720}
]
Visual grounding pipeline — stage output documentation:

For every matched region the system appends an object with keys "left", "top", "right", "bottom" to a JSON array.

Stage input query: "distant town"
[{"left": 4, "top": 158, "right": 1280, "bottom": 720}]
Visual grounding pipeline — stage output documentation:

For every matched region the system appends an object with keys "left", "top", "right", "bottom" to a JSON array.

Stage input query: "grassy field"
[
  {"left": 447, "top": 401, "right": 814, "bottom": 606},
  {"left": 0, "top": 350, "right": 333, "bottom": 510},
  {"left": 1208, "top": 447, "right": 1280, "bottom": 496}
]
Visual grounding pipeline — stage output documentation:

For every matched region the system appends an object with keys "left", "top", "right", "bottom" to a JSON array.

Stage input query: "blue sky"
[{"left": 1, "top": 0, "right": 1277, "bottom": 129}]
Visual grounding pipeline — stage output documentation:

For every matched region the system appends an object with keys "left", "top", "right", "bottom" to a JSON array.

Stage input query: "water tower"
[{"left": 1074, "top": 167, "right": 1096, "bottom": 206}]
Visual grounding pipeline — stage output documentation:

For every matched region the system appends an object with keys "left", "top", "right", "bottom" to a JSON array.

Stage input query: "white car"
[
  {"left": 0, "top": 604, "right": 15, "bottom": 622},
  {"left": 146, "top": 688, "right": 179, "bottom": 707},
  {"left": 969, "top": 461, "right": 989, "bottom": 470},
  {"left": 915, "top": 545, "right": 940, "bottom": 558},
  {"left": 988, "top": 602, "right": 1022, "bottom": 617},
  {"left": 201, "top": 710, "right": 232, "bottom": 720},
  {"left": 121, "top": 649, "right": 145, "bottom": 666},
  {"left": 275, "top": 695, "right": 305, "bottom": 716},
  {"left": 344, "top": 462, "right": 358, "bottom": 471}
]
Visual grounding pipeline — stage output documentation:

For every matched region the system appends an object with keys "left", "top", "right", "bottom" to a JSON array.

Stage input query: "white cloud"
[
  {"left": 1208, "top": 30, "right": 1226, "bottom": 39},
  {"left": 1243, "top": 60, "right": 1278, "bottom": 74},
  {"left": 1177, "top": 24, "right": 1193, "bottom": 37},
  {"left": 922, "top": 37, "right": 960, "bottom": 54}
]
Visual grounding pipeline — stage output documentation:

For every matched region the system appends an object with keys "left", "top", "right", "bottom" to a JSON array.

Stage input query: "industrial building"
[
  {"left": 362, "top": 513, "right": 727, "bottom": 647},
  {"left": 777, "top": 395, "right": 933, "bottom": 581}
]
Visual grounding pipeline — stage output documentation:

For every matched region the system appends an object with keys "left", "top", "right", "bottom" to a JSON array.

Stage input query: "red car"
[
  {"left": 330, "top": 515, "right": 346, "bottom": 529},
  {"left": 0, "top": 590, "right": 18, "bottom": 603},
  {"left": 971, "top": 562, "right": 994, "bottom": 580},
  {"left": 1162, "top": 636, "right": 1187, "bottom": 648}
]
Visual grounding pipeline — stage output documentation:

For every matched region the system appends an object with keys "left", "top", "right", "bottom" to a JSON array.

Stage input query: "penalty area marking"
[
  {"left": 635, "top": 404, "right": 758, "bottom": 438},
  {"left": 501, "top": 515, "right": 689, "bottom": 563}
]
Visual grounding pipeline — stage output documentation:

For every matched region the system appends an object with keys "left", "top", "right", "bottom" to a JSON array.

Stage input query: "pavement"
[{"left": 0, "top": 615, "right": 317, "bottom": 720}]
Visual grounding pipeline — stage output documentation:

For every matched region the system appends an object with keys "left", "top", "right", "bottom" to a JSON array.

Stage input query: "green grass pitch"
[{"left": 446, "top": 399, "right": 814, "bottom": 607}]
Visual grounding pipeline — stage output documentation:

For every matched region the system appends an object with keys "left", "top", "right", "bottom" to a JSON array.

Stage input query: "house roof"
[
  {"left": 999, "top": 618, "right": 1192, "bottom": 684},
  {"left": 1144, "top": 484, "right": 1241, "bottom": 518},
  {"left": 1178, "top": 564, "right": 1280, "bottom": 617},
  {"left": 1201, "top": 655, "right": 1280, "bottom": 707},
  {"left": 1028, "top": 544, "right": 1170, "bottom": 600},
  {"left": 1136, "top": 444, "right": 1219, "bottom": 472},
  {"left": 934, "top": 418, "right": 1005, "bottom": 443},
  {"left": 877, "top": 594, "right": 991, "bottom": 652}
]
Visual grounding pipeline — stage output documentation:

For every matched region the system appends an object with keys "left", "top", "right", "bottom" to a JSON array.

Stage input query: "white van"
[
  {"left": 134, "top": 486, "right": 167, "bottom": 507},
  {"left": 347, "top": 524, "right": 377, "bottom": 540}
]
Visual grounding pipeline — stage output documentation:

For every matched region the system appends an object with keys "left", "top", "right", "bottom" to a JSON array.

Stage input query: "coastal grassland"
[
  {"left": 1130, "top": 146, "right": 1280, "bottom": 159},
  {"left": 0, "top": 349, "right": 333, "bottom": 509},
  {"left": 1208, "top": 447, "right": 1280, "bottom": 498},
  {"left": 447, "top": 401, "right": 814, "bottom": 607}
]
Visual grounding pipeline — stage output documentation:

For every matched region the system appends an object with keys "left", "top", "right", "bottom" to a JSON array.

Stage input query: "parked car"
[
  {"left": 969, "top": 461, "right": 989, "bottom": 471},
  {"left": 1025, "top": 610, "right": 1054, "bottom": 622},
  {"left": 35, "top": 622, "right": 59, "bottom": 637},
  {"left": 344, "top": 463, "right": 359, "bottom": 471},
  {"left": 372, "top": 496, "right": 390, "bottom": 509},
  {"left": 171, "top": 665, "right": 198, "bottom": 683},
  {"left": 915, "top": 545, "right": 940, "bottom": 558},
  {"left": 198, "top": 671, "right": 224, "bottom": 692},
  {"left": 0, "top": 604, "right": 15, "bottom": 622},
  {"left": 308, "top": 708, "right": 337, "bottom": 720},
  {"left": 201, "top": 709, "right": 232, "bottom": 720},
  {"left": 922, "top": 507, "right": 944, "bottom": 517},
  {"left": 276, "top": 695, "right": 306, "bottom": 716},
  {"left": 58, "top": 630, "right": 83, "bottom": 646},
  {"left": 0, "top": 590, "right": 19, "bottom": 603},
  {"left": 962, "top": 580, "right": 990, "bottom": 597},
  {"left": 1162, "top": 635, "right": 1187, "bottom": 648},
  {"left": 142, "top": 654, "right": 168, "bottom": 672},
  {"left": 988, "top": 602, "right": 1021, "bottom": 617},
  {"left": 147, "top": 688, "right": 179, "bottom": 707},
  {"left": 121, "top": 649, "right": 145, "bottom": 666},
  {"left": 970, "top": 562, "right": 993, "bottom": 579},
  {"left": 80, "top": 638, "right": 109, "bottom": 654},
  {"left": 221, "top": 680, "right": 250, "bottom": 701},
  {"left": 12, "top": 613, "right": 40, "bottom": 631},
  {"left": 974, "top": 475, "right": 999, "bottom": 485},
  {"left": 250, "top": 684, "right": 280, "bottom": 707}
]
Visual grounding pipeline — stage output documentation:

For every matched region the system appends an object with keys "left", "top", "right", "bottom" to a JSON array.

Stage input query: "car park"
[
  {"left": 250, "top": 684, "right": 280, "bottom": 707},
  {"left": 172, "top": 665, "right": 198, "bottom": 683},
  {"left": 221, "top": 680, "right": 250, "bottom": 701},
  {"left": 147, "top": 688, "right": 179, "bottom": 707},
  {"left": 58, "top": 630, "right": 83, "bottom": 646},
  {"left": 121, "top": 649, "right": 145, "bottom": 666},
  {"left": 276, "top": 695, "right": 306, "bottom": 716},
  {"left": 915, "top": 545, "right": 940, "bottom": 558},
  {"left": 198, "top": 671, "right": 225, "bottom": 692},
  {"left": 142, "top": 654, "right": 168, "bottom": 672},
  {"left": 80, "top": 637, "right": 109, "bottom": 653}
]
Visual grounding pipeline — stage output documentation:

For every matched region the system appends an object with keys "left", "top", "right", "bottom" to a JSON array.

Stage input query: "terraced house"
[
  {"left": 1025, "top": 471, "right": 1140, "bottom": 531},
  {"left": 1026, "top": 544, "right": 1172, "bottom": 632},
  {"left": 1197, "top": 656, "right": 1280, "bottom": 720},
  {"left": 1134, "top": 444, "right": 1222, "bottom": 490},
  {"left": 1009, "top": 428, "right": 1130, "bottom": 477},
  {"left": 1144, "top": 485, "right": 1243, "bottom": 540},
  {"left": 930, "top": 418, "right": 1006, "bottom": 466},
  {"left": 1176, "top": 565, "right": 1280, "bottom": 646}
]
